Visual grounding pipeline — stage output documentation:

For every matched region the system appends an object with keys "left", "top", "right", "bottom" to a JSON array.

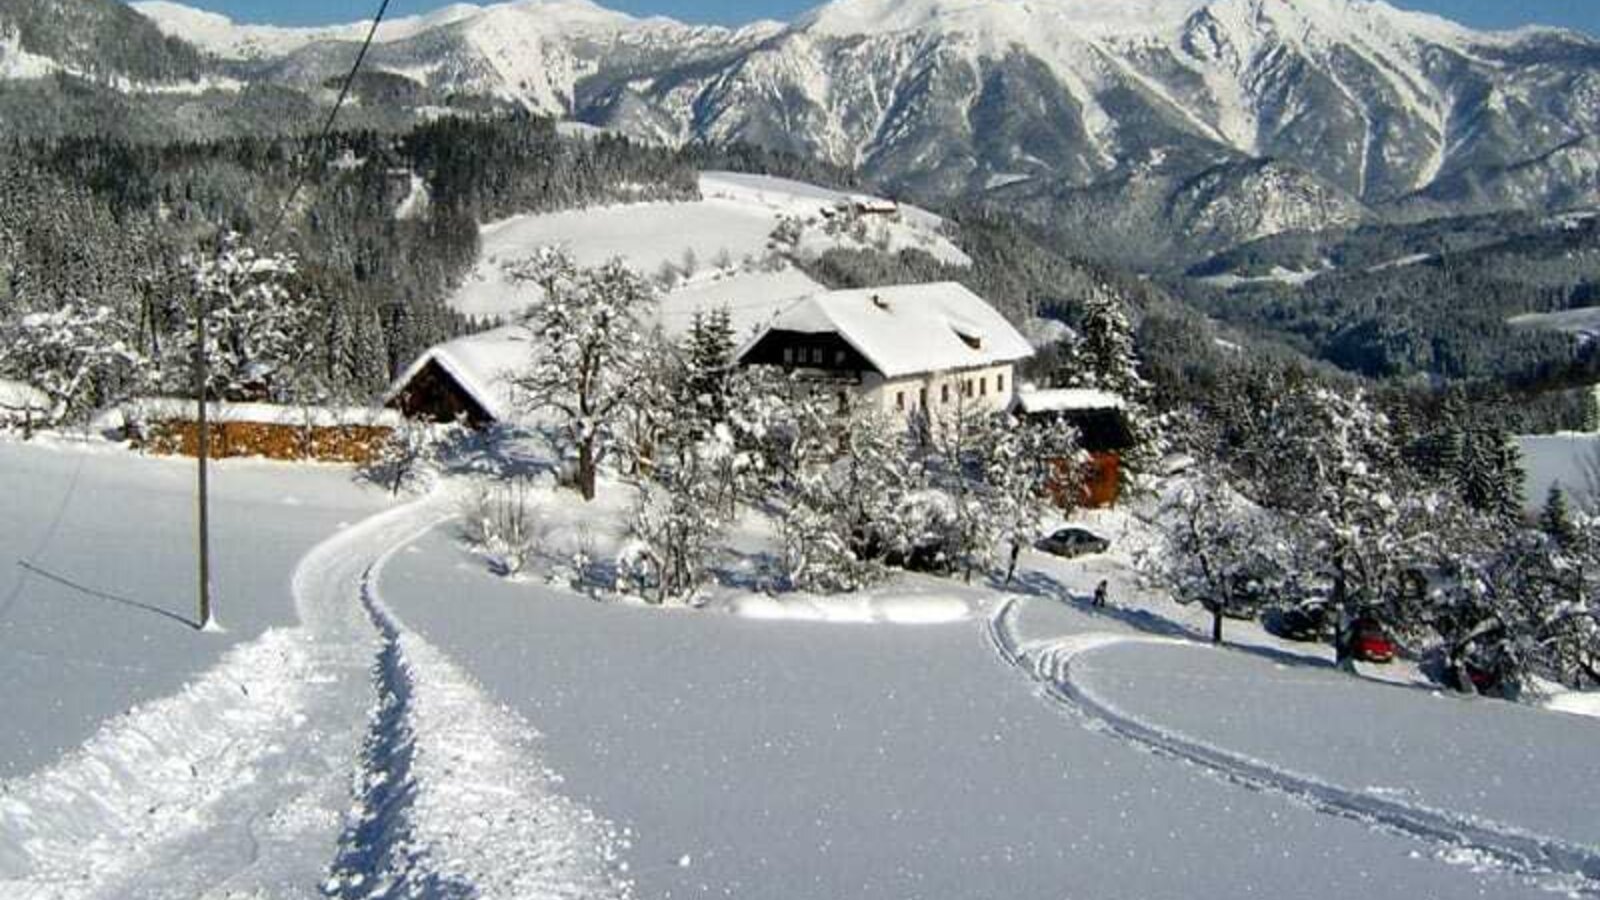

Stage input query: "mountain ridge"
[{"left": 14, "top": 0, "right": 1600, "bottom": 264}]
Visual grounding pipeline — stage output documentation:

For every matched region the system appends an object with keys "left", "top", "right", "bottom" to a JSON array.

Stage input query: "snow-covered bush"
[
  {"left": 361, "top": 422, "right": 461, "bottom": 496},
  {"left": 461, "top": 479, "right": 543, "bottom": 577}
]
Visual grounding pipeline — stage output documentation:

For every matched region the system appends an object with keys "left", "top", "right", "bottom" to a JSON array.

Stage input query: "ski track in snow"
[
  {"left": 986, "top": 598, "right": 1600, "bottom": 898},
  {"left": 0, "top": 494, "right": 627, "bottom": 899},
  {"left": 0, "top": 498, "right": 444, "bottom": 898},
  {"left": 326, "top": 522, "right": 634, "bottom": 900}
]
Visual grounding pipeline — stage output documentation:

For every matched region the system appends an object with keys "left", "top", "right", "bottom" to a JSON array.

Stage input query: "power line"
[{"left": 262, "top": 0, "right": 393, "bottom": 247}]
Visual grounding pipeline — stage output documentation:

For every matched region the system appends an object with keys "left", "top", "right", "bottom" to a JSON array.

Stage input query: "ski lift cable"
[{"left": 262, "top": 0, "right": 394, "bottom": 247}]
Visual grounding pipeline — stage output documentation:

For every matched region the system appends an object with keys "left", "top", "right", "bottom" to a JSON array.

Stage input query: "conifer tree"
[{"left": 1542, "top": 484, "right": 1578, "bottom": 547}]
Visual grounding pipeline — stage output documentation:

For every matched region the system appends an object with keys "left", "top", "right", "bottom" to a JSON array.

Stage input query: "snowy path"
[
  {"left": 0, "top": 498, "right": 443, "bottom": 898},
  {"left": 325, "top": 531, "right": 633, "bottom": 900},
  {"left": 990, "top": 598, "right": 1600, "bottom": 897}
]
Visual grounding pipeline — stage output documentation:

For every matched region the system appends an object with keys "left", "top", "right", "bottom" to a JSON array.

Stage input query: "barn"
[
  {"left": 1012, "top": 388, "right": 1135, "bottom": 508},
  {"left": 384, "top": 326, "right": 529, "bottom": 427}
]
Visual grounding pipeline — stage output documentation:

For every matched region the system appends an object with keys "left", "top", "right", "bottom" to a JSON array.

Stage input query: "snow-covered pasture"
[
  {"left": 378, "top": 526, "right": 1584, "bottom": 900},
  {"left": 447, "top": 172, "right": 968, "bottom": 324},
  {"left": 1518, "top": 432, "right": 1600, "bottom": 515},
  {"left": 0, "top": 440, "right": 392, "bottom": 777}
]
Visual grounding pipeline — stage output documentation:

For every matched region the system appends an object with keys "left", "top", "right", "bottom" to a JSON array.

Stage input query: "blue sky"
[{"left": 144, "top": 0, "right": 1600, "bottom": 35}]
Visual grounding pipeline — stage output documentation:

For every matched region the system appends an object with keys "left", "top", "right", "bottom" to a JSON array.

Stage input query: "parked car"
[
  {"left": 1272, "top": 603, "right": 1330, "bottom": 642},
  {"left": 1437, "top": 644, "right": 1519, "bottom": 698},
  {"left": 1348, "top": 617, "right": 1397, "bottom": 664},
  {"left": 1036, "top": 527, "right": 1110, "bottom": 559}
]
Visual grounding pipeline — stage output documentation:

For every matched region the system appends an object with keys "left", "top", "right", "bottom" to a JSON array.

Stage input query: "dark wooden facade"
[
  {"left": 739, "top": 331, "right": 875, "bottom": 382},
  {"left": 1029, "top": 408, "right": 1134, "bottom": 510},
  {"left": 387, "top": 359, "right": 496, "bottom": 427}
]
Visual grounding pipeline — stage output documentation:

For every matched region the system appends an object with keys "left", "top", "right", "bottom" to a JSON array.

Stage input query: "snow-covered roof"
[
  {"left": 1013, "top": 388, "right": 1126, "bottom": 415},
  {"left": 96, "top": 398, "right": 402, "bottom": 429},
  {"left": 384, "top": 325, "right": 531, "bottom": 423},
  {"left": 0, "top": 379, "right": 48, "bottom": 412},
  {"left": 742, "top": 283, "right": 1033, "bottom": 379}
]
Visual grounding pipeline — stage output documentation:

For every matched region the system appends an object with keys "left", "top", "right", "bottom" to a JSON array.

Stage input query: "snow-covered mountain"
[
  {"left": 131, "top": 0, "right": 781, "bottom": 116},
  {"left": 98, "top": 0, "right": 1600, "bottom": 245},
  {"left": 0, "top": 0, "right": 214, "bottom": 85}
]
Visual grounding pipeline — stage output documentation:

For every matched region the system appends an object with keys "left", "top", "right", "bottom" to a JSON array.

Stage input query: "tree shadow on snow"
[{"left": 999, "top": 568, "right": 1341, "bottom": 674}]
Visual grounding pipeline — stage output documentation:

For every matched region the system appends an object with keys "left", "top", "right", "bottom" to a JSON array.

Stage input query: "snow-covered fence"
[{"left": 0, "top": 379, "right": 49, "bottom": 438}]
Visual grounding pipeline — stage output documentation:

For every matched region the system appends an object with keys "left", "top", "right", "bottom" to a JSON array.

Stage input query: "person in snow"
[{"left": 1093, "top": 580, "right": 1109, "bottom": 608}]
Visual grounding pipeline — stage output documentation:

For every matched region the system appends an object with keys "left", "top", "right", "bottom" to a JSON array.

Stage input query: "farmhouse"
[
  {"left": 1012, "top": 388, "right": 1134, "bottom": 508},
  {"left": 736, "top": 283, "right": 1034, "bottom": 422},
  {"left": 384, "top": 326, "right": 529, "bottom": 427},
  {"left": 100, "top": 398, "right": 401, "bottom": 465}
]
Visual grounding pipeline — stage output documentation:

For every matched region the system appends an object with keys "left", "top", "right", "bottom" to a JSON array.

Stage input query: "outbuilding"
[
  {"left": 1012, "top": 388, "right": 1135, "bottom": 508},
  {"left": 384, "top": 326, "right": 529, "bottom": 427}
]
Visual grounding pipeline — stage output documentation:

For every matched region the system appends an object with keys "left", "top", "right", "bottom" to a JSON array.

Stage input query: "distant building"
[
  {"left": 1012, "top": 388, "right": 1135, "bottom": 508},
  {"left": 385, "top": 326, "right": 529, "bottom": 428},
  {"left": 737, "top": 283, "right": 1034, "bottom": 423}
]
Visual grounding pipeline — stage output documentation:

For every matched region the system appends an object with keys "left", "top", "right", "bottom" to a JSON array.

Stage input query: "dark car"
[
  {"left": 1348, "top": 617, "right": 1397, "bottom": 664},
  {"left": 1272, "top": 603, "right": 1330, "bottom": 642},
  {"left": 1437, "top": 644, "right": 1519, "bottom": 698},
  {"left": 1036, "top": 527, "right": 1110, "bottom": 559}
]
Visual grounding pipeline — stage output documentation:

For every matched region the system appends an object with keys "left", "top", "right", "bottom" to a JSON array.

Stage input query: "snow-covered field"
[
  {"left": 0, "top": 440, "right": 391, "bottom": 777},
  {"left": 378, "top": 526, "right": 1593, "bottom": 899},
  {"left": 3, "top": 435, "right": 1596, "bottom": 898},
  {"left": 1510, "top": 305, "right": 1600, "bottom": 342},
  {"left": 448, "top": 172, "right": 968, "bottom": 324},
  {"left": 1518, "top": 432, "right": 1600, "bottom": 514}
]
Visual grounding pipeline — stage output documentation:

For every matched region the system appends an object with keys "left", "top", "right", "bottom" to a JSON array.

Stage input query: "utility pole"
[{"left": 195, "top": 280, "right": 213, "bottom": 630}]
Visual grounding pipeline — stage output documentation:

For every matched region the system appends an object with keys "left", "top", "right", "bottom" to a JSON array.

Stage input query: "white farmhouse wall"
[{"left": 859, "top": 364, "right": 1017, "bottom": 424}]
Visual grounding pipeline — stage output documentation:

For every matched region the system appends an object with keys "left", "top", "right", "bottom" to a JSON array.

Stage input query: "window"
[
  {"left": 941, "top": 384, "right": 950, "bottom": 404},
  {"left": 997, "top": 373, "right": 1006, "bottom": 394},
  {"left": 896, "top": 391, "right": 905, "bottom": 411},
  {"left": 919, "top": 387, "right": 928, "bottom": 409},
  {"left": 782, "top": 347, "right": 794, "bottom": 365},
  {"left": 835, "top": 350, "right": 847, "bottom": 365},
  {"left": 980, "top": 377, "right": 988, "bottom": 397},
  {"left": 810, "top": 347, "right": 824, "bottom": 365}
]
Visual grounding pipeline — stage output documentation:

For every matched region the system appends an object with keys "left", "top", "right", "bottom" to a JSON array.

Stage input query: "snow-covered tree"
[
  {"left": 684, "top": 306, "right": 737, "bottom": 424},
  {"left": 980, "top": 413, "right": 1084, "bottom": 584},
  {"left": 779, "top": 409, "right": 910, "bottom": 593},
  {"left": 1066, "top": 284, "right": 1149, "bottom": 402},
  {"left": 1234, "top": 386, "right": 1414, "bottom": 666},
  {"left": 172, "top": 237, "right": 313, "bottom": 402},
  {"left": 506, "top": 249, "right": 655, "bottom": 501},
  {"left": 1151, "top": 473, "right": 1294, "bottom": 644},
  {"left": 1542, "top": 484, "right": 1579, "bottom": 547},
  {"left": 1058, "top": 284, "right": 1159, "bottom": 482},
  {"left": 0, "top": 303, "right": 144, "bottom": 424},
  {"left": 625, "top": 432, "right": 732, "bottom": 603}
]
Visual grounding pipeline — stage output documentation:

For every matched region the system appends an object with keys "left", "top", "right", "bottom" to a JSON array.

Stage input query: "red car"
[{"left": 1349, "top": 618, "right": 1397, "bottom": 664}]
